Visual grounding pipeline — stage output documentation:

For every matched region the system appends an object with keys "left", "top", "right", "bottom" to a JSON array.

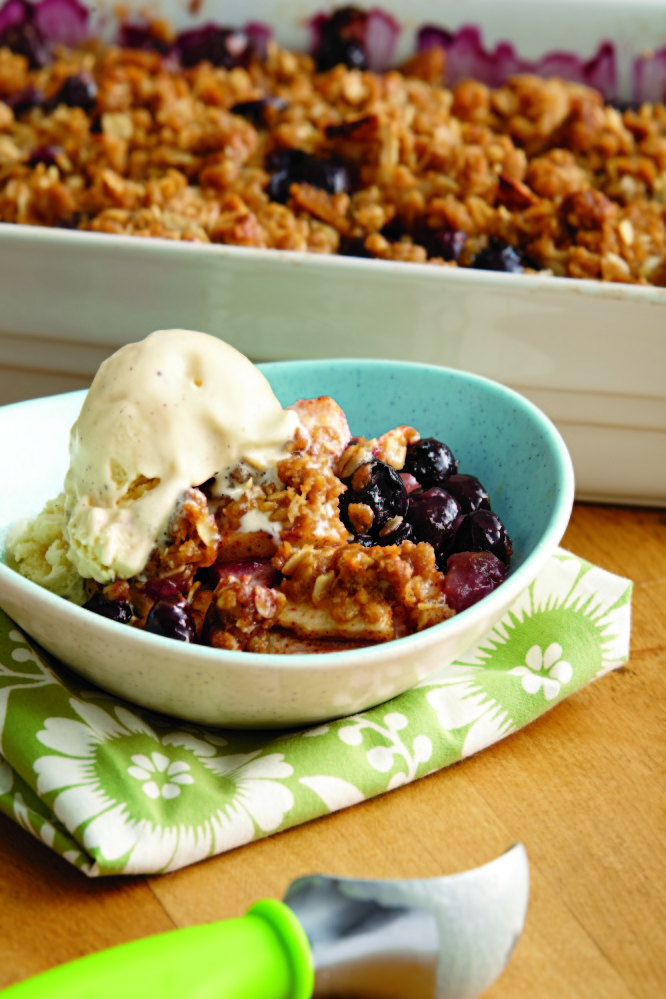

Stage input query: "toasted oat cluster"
[
  {"left": 1, "top": 10, "right": 666, "bottom": 283},
  {"left": 82, "top": 395, "right": 512, "bottom": 653}
]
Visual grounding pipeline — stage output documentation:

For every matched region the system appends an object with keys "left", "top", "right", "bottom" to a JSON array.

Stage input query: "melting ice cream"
[{"left": 39, "top": 329, "right": 300, "bottom": 584}]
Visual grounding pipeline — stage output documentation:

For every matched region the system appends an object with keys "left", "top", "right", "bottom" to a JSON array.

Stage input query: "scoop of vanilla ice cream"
[{"left": 63, "top": 328, "right": 301, "bottom": 583}]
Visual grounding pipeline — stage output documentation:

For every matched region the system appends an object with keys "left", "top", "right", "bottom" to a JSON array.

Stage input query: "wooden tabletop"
[{"left": 1, "top": 502, "right": 664, "bottom": 999}]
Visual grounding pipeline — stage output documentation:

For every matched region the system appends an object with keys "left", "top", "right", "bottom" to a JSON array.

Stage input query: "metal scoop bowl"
[{"left": 286, "top": 842, "right": 529, "bottom": 999}]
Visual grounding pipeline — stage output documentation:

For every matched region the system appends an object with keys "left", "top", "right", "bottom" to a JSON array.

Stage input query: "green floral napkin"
[{"left": 0, "top": 548, "right": 631, "bottom": 877}]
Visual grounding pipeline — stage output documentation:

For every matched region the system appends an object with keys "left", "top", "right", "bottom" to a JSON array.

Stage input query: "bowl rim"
[
  {"left": 0, "top": 358, "right": 575, "bottom": 670},
  {"left": 1, "top": 221, "right": 665, "bottom": 305}
]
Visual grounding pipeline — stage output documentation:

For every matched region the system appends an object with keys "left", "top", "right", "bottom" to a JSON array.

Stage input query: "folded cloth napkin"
[{"left": 0, "top": 548, "right": 631, "bottom": 877}]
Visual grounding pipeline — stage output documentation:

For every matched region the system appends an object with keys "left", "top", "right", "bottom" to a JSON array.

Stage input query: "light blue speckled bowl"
[{"left": 0, "top": 360, "right": 574, "bottom": 728}]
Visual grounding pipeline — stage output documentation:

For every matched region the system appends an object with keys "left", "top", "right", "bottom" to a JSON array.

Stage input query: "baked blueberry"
[
  {"left": 443, "top": 474, "right": 490, "bottom": 515},
  {"left": 231, "top": 97, "right": 287, "bottom": 127},
  {"left": 379, "top": 217, "right": 406, "bottom": 241},
  {"left": 266, "top": 149, "right": 349, "bottom": 203},
  {"left": 49, "top": 73, "right": 97, "bottom": 113},
  {"left": 56, "top": 212, "right": 83, "bottom": 230},
  {"left": 376, "top": 516, "right": 415, "bottom": 546},
  {"left": 452, "top": 509, "right": 513, "bottom": 565},
  {"left": 443, "top": 551, "right": 508, "bottom": 612},
  {"left": 299, "top": 156, "right": 349, "bottom": 194},
  {"left": 118, "top": 23, "right": 172, "bottom": 54},
  {"left": 406, "top": 487, "right": 459, "bottom": 549},
  {"left": 471, "top": 237, "right": 523, "bottom": 273},
  {"left": 339, "top": 235, "right": 372, "bottom": 258},
  {"left": 429, "top": 228, "right": 467, "bottom": 261},
  {"left": 176, "top": 26, "right": 252, "bottom": 69},
  {"left": 312, "top": 7, "right": 368, "bottom": 71},
  {"left": 403, "top": 437, "right": 458, "bottom": 488},
  {"left": 143, "top": 578, "right": 186, "bottom": 600},
  {"left": 28, "top": 145, "right": 62, "bottom": 167},
  {"left": 339, "top": 459, "right": 407, "bottom": 538},
  {"left": 84, "top": 591, "right": 133, "bottom": 623},
  {"left": 353, "top": 534, "right": 376, "bottom": 547},
  {"left": 145, "top": 596, "right": 196, "bottom": 642}
]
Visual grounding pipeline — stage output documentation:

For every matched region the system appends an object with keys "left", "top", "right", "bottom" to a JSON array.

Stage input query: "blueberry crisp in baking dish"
[{"left": 0, "top": 1, "right": 665, "bottom": 283}]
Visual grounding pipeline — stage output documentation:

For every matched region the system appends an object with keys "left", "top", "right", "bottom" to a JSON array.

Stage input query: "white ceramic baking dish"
[{"left": 1, "top": 0, "right": 665, "bottom": 506}]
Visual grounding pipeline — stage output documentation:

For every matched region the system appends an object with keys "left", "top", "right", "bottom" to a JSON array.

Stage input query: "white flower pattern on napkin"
[
  {"left": 127, "top": 753, "right": 195, "bottom": 800},
  {"left": 509, "top": 643, "right": 573, "bottom": 700},
  {"left": 30, "top": 697, "right": 295, "bottom": 873},
  {"left": 338, "top": 711, "right": 432, "bottom": 790}
]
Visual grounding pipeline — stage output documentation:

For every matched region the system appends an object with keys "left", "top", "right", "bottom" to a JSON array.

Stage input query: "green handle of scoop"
[{"left": 2, "top": 899, "right": 314, "bottom": 999}]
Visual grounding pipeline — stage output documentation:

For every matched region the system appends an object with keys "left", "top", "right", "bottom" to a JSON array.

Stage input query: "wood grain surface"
[{"left": 1, "top": 503, "right": 665, "bottom": 998}]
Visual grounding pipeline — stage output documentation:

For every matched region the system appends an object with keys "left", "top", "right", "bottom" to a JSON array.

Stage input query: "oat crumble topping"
[{"left": 0, "top": 27, "right": 665, "bottom": 283}]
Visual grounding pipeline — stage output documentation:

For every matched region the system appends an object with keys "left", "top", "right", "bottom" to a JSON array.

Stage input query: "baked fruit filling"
[{"left": 81, "top": 395, "right": 512, "bottom": 652}]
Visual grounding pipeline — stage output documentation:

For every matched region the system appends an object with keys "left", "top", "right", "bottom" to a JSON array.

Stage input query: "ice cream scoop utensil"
[
  {"left": 1, "top": 844, "right": 528, "bottom": 999},
  {"left": 285, "top": 842, "right": 529, "bottom": 999}
]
